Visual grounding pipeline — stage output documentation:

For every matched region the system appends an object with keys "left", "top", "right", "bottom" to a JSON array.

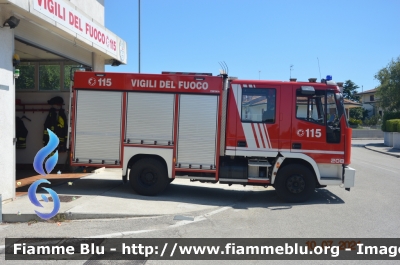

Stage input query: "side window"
[
  {"left": 241, "top": 88, "right": 275, "bottom": 123},
  {"left": 325, "top": 92, "right": 339, "bottom": 124},
  {"left": 16, "top": 62, "right": 81, "bottom": 91},
  {"left": 16, "top": 64, "right": 35, "bottom": 90},
  {"left": 39, "top": 64, "right": 61, "bottom": 91},
  {"left": 326, "top": 91, "right": 341, "bottom": 143},
  {"left": 296, "top": 90, "right": 325, "bottom": 125}
]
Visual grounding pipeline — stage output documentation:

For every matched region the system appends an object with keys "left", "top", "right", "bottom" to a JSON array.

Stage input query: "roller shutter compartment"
[
  {"left": 74, "top": 90, "right": 122, "bottom": 164},
  {"left": 177, "top": 94, "right": 218, "bottom": 168},
  {"left": 126, "top": 92, "right": 174, "bottom": 145}
]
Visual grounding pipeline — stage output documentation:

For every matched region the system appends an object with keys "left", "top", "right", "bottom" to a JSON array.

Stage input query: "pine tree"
[{"left": 342, "top": 80, "right": 360, "bottom": 102}]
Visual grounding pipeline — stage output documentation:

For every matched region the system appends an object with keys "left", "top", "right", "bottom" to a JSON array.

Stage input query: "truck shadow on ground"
[
  {"left": 166, "top": 183, "right": 344, "bottom": 208},
  {"left": 46, "top": 178, "right": 344, "bottom": 210},
  {"left": 230, "top": 188, "right": 344, "bottom": 210}
]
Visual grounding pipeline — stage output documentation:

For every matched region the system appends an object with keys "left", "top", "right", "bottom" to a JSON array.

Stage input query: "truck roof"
[{"left": 231, "top": 78, "right": 338, "bottom": 88}]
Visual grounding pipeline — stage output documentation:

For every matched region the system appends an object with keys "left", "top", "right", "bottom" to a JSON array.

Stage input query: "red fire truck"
[{"left": 70, "top": 71, "right": 355, "bottom": 202}]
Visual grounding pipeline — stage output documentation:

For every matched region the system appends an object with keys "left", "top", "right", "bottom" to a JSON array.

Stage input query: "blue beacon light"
[{"left": 326, "top": 75, "right": 332, "bottom": 81}]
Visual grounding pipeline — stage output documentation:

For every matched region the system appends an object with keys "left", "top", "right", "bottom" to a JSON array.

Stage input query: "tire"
[
  {"left": 274, "top": 164, "right": 316, "bottom": 203},
  {"left": 129, "top": 157, "right": 169, "bottom": 196}
]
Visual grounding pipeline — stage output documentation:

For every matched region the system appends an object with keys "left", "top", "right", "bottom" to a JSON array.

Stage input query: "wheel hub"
[
  {"left": 144, "top": 172, "right": 154, "bottom": 181},
  {"left": 140, "top": 170, "right": 157, "bottom": 185},
  {"left": 286, "top": 175, "right": 305, "bottom": 194}
]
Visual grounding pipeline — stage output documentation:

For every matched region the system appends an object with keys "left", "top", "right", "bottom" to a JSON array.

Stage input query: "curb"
[
  {"left": 364, "top": 145, "right": 400, "bottom": 158},
  {"left": 351, "top": 138, "right": 384, "bottom": 140},
  {"left": 352, "top": 144, "right": 366, "bottom": 147},
  {"left": 1, "top": 212, "right": 160, "bottom": 223}
]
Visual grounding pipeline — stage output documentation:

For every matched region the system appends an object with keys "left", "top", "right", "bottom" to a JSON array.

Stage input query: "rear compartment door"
[{"left": 73, "top": 90, "right": 122, "bottom": 165}]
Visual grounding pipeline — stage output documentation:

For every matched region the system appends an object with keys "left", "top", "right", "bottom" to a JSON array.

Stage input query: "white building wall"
[
  {"left": 0, "top": 16, "right": 16, "bottom": 201},
  {"left": 4, "top": 0, "right": 30, "bottom": 10},
  {"left": 296, "top": 105, "right": 319, "bottom": 120},
  {"left": 92, "top": 52, "right": 105, "bottom": 71},
  {"left": 361, "top": 94, "right": 375, "bottom": 116},
  {"left": 0, "top": 0, "right": 120, "bottom": 202},
  {"left": 242, "top": 105, "right": 265, "bottom": 122},
  {"left": 6, "top": 0, "right": 104, "bottom": 25},
  {"left": 15, "top": 19, "right": 93, "bottom": 67}
]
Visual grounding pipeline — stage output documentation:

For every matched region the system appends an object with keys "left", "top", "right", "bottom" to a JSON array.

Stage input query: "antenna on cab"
[{"left": 219, "top": 61, "right": 228, "bottom": 75}]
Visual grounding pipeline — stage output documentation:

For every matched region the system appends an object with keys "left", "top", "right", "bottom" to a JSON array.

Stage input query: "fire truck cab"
[{"left": 70, "top": 71, "right": 355, "bottom": 202}]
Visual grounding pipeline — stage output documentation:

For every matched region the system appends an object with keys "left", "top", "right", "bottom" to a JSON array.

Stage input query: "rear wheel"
[
  {"left": 274, "top": 164, "right": 316, "bottom": 203},
  {"left": 129, "top": 157, "right": 169, "bottom": 196}
]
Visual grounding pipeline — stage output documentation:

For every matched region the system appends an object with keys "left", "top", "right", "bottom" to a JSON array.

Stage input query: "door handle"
[
  {"left": 237, "top": 141, "right": 246, "bottom": 147},
  {"left": 292, "top": 143, "right": 301, "bottom": 149}
]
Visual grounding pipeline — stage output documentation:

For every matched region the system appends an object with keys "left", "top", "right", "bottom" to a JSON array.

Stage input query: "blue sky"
[{"left": 105, "top": 0, "right": 400, "bottom": 92}]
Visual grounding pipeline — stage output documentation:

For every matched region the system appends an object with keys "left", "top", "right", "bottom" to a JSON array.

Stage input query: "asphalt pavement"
[{"left": 1, "top": 139, "right": 398, "bottom": 223}]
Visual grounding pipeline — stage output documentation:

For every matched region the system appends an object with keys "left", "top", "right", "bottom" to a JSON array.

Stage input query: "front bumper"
[{"left": 343, "top": 166, "right": 356, "bottom": 189}]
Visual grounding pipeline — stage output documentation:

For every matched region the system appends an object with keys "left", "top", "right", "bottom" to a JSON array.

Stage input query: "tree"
[
  {"left": 349, "top": 107, "right": 369, "bottom": 120},
  {"left": 342, "top": 80, "right": 360, "bottom": 102},
  {"left": 375, "top": 56, "right": 400, "bottom": 111}
]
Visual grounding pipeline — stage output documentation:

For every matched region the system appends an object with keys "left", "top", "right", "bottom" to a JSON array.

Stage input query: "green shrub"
[
  {"left": 385, "top": 119, "right": 400, "bottom": 132},
  {"left": 363, "top": 115, "right": 381, "bottom": 126},
  {"left": 395, "top": 120, "right": 400, "bottom": 132},
  {"left": 350, "top": 107, "right": 369, "bottom": 120},
  {"left": 349, "top": 118, "right": 362, "bottom": 126},
  {"left": 385, "top": 120, "right": 393, "bottom": 131},
  {"left": 382, "top": 111, "right": 400, "bottom": 131}
]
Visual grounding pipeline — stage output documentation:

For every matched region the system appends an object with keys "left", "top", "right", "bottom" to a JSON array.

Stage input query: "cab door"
[{"left": 291, "top": 87, "right": 345, "bottom": 163}]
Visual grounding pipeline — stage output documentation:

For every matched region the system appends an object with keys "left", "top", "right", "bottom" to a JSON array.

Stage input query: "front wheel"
[
  {"left": 274, "top": 164, "right": 316, "bottom": 203},
  {"left": 129, "top": 158, "right": 169, "bottom": 196}
]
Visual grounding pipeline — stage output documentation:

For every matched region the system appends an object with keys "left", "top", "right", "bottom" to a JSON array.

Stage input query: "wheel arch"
[
  {"left": 273, "top": 152, "right": 321, "bottom": 185},
  {"left": 123, "top": 147, "right": 173, "bottom": 179},
  {"left": 126, "top": 154, "right": 169, "bottom": 179}
]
